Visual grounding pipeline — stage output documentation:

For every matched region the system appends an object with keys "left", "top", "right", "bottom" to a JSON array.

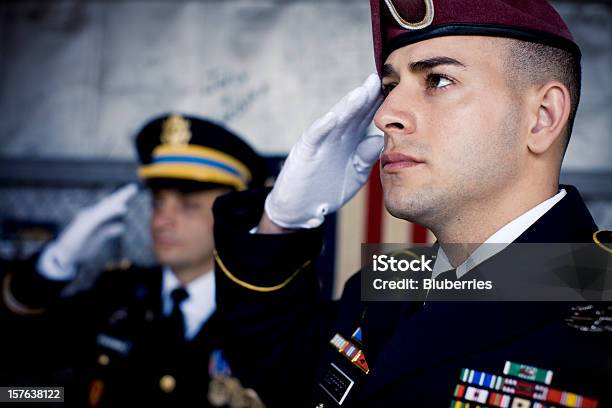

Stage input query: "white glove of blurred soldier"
[
  {"left": 265, "top": 73, "right": 383, "bottom": 229},
  {"left": 37, "top": 184, "right": 138, "bottom": 280}
]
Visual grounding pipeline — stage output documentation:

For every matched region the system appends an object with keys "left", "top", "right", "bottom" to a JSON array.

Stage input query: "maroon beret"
[{"left": 371, "top": 0, "right": 580, "bottom": 75}]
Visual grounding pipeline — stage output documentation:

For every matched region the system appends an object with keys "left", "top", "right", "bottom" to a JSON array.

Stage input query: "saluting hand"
[
  {"left": 264, "top": 73, "right": 383, "bottom": 230},
  {"left": 37, "top": 183, "right": 138, "bottom": 280}
]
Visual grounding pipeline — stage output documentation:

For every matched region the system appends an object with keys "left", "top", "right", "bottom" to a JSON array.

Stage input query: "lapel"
[
  {"left": 362, "top": 185, "right": 597, "bottom": 397},
  {"left": 136, "top": 266, "right": 165, "bottom": 319},
  {"left": 101, "top": 265, "right": 165, "bottom": 326},
  {"left": 93, "top": 266, "right": 164, "bottom": 359},
  {"left": 189, "top": 311, "right": 220, "bottom": 348}
]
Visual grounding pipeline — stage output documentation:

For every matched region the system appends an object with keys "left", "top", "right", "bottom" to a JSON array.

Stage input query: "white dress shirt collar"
[
  {"left": 161, "top": 266, "right": 216, "bottom": 340},
  {"left": 432, "top": 189, "right": 567, "bottom": 279}
]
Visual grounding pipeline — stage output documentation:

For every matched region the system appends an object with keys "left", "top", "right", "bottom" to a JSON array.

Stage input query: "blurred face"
[
  {"left": 151, "top": 188, "right": 229, "bottom": 272},
  {"left": 375, "top": 36, "right": 525, "bottom": 228}
]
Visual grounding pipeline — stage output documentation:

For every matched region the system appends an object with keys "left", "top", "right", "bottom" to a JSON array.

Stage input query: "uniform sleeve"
[
  {"left": 213, "top": 189, "right": 337, "bottom": 407},
  {"left": 1, "top": 255, "right": 124, "bottom": 383},
  {"left": 1, "top": 255, "right": 68, "bottom": 315}
]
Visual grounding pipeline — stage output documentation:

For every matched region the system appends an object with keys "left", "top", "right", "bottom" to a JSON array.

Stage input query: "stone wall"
[{"left": 0, "top": 1, "right": 610, "bottom": 169}]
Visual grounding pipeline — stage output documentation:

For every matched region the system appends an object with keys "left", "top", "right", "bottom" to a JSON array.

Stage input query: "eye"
[
  {"left": 426, "top": 73, "right": 453, "bottom": 90},
  {"left": 152, "top": 196, "right": 164, "bottom": 210},
  {"left": 381, "top": 82, "right": 396, "bottom": 97},
  {"left": 183, "top": 199, "right": 202, "bottom": 211}
]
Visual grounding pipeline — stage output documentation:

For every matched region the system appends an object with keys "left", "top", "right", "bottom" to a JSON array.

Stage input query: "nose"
[{"left": 373, "top": 85, "right": 417, "bottom": 138}]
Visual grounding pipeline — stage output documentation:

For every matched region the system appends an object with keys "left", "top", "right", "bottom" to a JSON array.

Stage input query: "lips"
[
  {"left": 380, "top": 151, "right": 424, "bottom": 172},
  {"left": 153, "top": 235, "right": 179, "bottom": 247}
]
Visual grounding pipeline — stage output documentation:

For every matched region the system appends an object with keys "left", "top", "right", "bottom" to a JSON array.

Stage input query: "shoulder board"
[
  {"left": 565, "top": 304, "right": 612, "bottom": 333},
  {"left": 103, "top": 258, "right": 133, "bottom": 273}
]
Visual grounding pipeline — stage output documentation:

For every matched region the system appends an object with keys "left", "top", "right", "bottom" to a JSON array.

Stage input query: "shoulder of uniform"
[
  {"left": 102, "top": 260, "right": 161, "bottom": 274},
  {"left": 94, "top": 262, "right": 161, "bottom": 302},
  {"left": 102, "top": 258, "right": 134, "bottom": 273},
  {"left": 99, "top": 261, "right": 161, "bottom": 286},
  {"left": 343, "top": 270, "right": 362, "bottom": 295}
]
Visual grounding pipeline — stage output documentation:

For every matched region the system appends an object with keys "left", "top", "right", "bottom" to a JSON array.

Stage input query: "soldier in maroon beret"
[{"left": 211, "top": 1, "right": 611, "bottom": 407}]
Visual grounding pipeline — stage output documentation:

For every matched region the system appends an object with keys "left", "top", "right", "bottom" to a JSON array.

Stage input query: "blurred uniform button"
[
  {"left": 97, "top": 354, "right": 110, "bottom": 366},
  {"left": 160, "top": 374, "right": 176, "bottom": 393},
  {"left": 119, "top": 258, "right": 132, "bottom": 270}
]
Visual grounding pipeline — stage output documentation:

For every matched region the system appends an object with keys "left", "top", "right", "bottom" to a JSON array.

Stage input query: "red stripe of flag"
[
  {"left": 366, "top": 161, "right": 383, "bottom": 243},
  {"left": 412, "top": 223, "right": 428, "bottom": 244}
]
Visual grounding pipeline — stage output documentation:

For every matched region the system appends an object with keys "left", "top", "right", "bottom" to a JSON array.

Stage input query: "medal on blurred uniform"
[{"left": 207, "top": 349, "right": 265, "bottom": 408}]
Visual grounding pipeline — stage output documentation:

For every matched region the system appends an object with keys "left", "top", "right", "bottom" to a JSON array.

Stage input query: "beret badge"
[{"left": 384, "top": 0, "right": 434, "bottom": 30}]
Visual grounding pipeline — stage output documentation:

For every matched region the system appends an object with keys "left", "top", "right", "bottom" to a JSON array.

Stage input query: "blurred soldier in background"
[{"left": 1, "top": 113, "right": 267, "bottom": 407}]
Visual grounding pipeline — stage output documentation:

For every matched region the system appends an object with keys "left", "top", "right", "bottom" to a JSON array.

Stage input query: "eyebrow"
[
  {"left": 382, "top": 56, "right": 466, "bottom": 78},
  {"left": 410, "top": 56, "right": 466, "bottom": 72}
]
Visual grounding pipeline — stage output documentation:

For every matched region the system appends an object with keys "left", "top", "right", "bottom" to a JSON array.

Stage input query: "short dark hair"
[{"left": 504, "top": 39, "right": 581, "bottom": 148}]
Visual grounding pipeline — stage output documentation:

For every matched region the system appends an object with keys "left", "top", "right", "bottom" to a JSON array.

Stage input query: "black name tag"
[{"left": 319, "top": 363, "right": 355, "bottom": 405}]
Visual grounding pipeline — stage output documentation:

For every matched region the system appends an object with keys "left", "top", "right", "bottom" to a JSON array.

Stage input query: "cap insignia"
[
  {"left": 384, "top": 0, "right": 434, "bottom": 30},
  {"left": 161, "top": 114, "right": 192, "bottom": 146}
]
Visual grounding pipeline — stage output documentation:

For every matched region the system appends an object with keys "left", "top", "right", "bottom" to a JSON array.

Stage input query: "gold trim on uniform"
[
  {"left": 384, "top": 0, "right": 435, "bottom": 30},
  {"left": 103, "top": 258, "right": 132, "bottom": 272},
  {"left": 1, "top": 272, "right": 44, "bottom": 315},
  {"left": 593, "top": 230, "right": 612, "bottom": 254},
  {"left": 214, "top": 250, "right": 311, "bottom": 293}
]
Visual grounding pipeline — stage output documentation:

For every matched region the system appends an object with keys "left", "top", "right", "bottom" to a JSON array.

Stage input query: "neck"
[
  {"left": 431, "top": 178, "right": 558, "bottom": 267},
  {"left": 171, "top": 257, "right": 214, "bottom": 286}
]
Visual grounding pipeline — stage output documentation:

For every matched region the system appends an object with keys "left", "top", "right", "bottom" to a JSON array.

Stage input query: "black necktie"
[{"left": 169, "top": 287, "right": 189, "bottom": 341}]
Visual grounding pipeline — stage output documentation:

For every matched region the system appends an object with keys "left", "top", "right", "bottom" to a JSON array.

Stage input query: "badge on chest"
[
  {"left": 319, "top": 363, "right": 355, "bottom": 405},
  {"left": 317, "top": 327, "right": 370, "bottom": 406}
]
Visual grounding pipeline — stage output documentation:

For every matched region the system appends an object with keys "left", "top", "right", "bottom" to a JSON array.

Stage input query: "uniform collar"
[
  {"left": 161, "top": 266, "right": 216, "bottom": 340},
  {"left": 433, "top": 189, "right": 567, "bottom": 279}
]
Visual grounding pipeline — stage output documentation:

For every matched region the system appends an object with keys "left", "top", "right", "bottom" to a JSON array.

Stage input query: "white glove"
[
  {"left": 37, "top": 183, "right": 138, "bottom": 281},
  {"left": 265, "top": 73, "right": 383, "bottom": 229}
]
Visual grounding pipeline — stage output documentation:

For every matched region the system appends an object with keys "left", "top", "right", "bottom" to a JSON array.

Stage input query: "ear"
[{"left": 527, "top": 81, "right": 571, "bottom": 155}]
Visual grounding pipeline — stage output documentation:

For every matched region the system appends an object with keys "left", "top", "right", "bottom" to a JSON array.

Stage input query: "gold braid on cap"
[
  {"left": 214, "top": 250, "right": 311, "bottom": 292},
  {"left": 384, "top": 0, "right": 434, "bottom": 30}
]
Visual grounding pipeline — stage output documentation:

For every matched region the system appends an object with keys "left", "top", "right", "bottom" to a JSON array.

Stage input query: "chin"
[
  {"left": 154, "top": 249, "right": 183, "bottom": 266},
  {"left": 383, "top": 189, "right": 436, "bottom": 226},
  {"left": 386, "top": 203, "right": 418, "bottom": 223}
]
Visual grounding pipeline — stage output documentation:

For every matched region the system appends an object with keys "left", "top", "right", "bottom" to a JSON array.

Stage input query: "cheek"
[
  {"left": 429, "top": 93, "right": 505, "bottom": 166},
  {"left": 184, "top": 213, "right": 215, "bottom": 243}
]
